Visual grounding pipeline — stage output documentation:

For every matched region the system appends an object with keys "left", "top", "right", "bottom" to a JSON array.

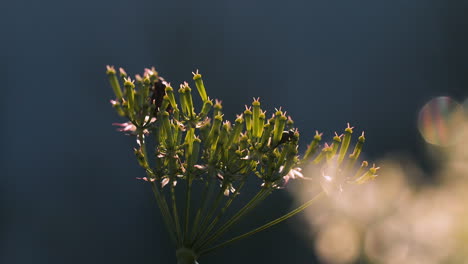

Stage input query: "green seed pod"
[
  {"left": 213, "top": 99, "right": 223, "bottom": 118},
  {"left": 160, "top": 111, "right": 174, "bottom": 145},
  {"left": 199, "top": 119, "right": 211, "bottom": 141},
  {"left": 349, "top": 131, "right": 365, "bottom": 166},
  {"left": 199, "top": 98, "right": 213, "bottom": 120},
  {"left": 304, "top": 131, "right": 322, "bottom": 161},
  {"left": 173, "top": 109, "right": 180, "bottom": 121},
  {"left": 206, "top": 114, "right": 223, "bottom": 147},
  {"left": 286, "top": 116, "right": 294, "bottom": 129},
  {"left": 185, "top": 128, "right": 195, "bottom": 164},
  {"left": 355, "top": 164, "right": 379, "bottom": 184},
  {"left": 259, "top": 123, "right": 273, "bottom": 148},
  {"left": 239, "top": 133, "right": 249, "bottom": 150},
  {"left": 165, "top": 86, "right": 177, "bottom": 110},
  {"left": 141, "top": 76, "right": 151, "bottom": 103},
  {"left": 252, "top": 98, "right": 261, "bottom": 138},
  {"left": 227, "top": 115, "right": 244, "bottom": 147},
  {"left": 257, "top": 111, "right": 266, "bottom": 138},
  {"left": 145, "top": 67, "right": 158, "bottom": 82},
  {"left": 192, "top": 70, "right": 208, "bottom": 102},
  {"left": 161, "top": 95, "right": 171, "bottom": 113},
  {"left": 190, "top": 137, "right": 202, "bottom": 167},
  {"left": 351, "top": 161, "right": 368, "bottom": 180},
  {"left": 178, "top": 86, "right": 189, "bottom": 117},
  {"left": 182, "top": 82, "right": 195, "bottom": 118},
  {"left": 124, "top": 77, "right": 135, "bottom": 117},
  {"left": 313, "top": 143, "right": 332, "bottom": 164},
  {"left": 338, "top": 123, "right": 353, "bottom": 164},
  {"left": 244, "top": 106, "right": 253, "bottom": 133},
  {"left": 272, "top": 110, "right": 287, "bottom": 147},
  {"left": 281, "top": 145, "right": 298, "bottom": 177},
  {"left": 106, "top": 66, "right": 123, "bottom": 100},
  {"left": 134, "top": 92, "right": 142, "bottom": 112},
  {"left": 329, "top": 133, "right": 342, "bottom": 159}
]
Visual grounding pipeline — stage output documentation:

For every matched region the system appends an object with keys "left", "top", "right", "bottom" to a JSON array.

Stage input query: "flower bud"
[
  {"left": 280, "top": 145, "right": 298, "bottom": 177},
  {"left": 257, "top": 111, "right": 266, "bottom": 139},
  {"left": 329, "top": 132, "right": 342, "bottom": 159},
  {"left": 259, "top": 123, "right": 273, "bottom": 148},
  {"left": 354, "top": 164, "right": 379, "bottom": 184},
  {"left": 272, "top": 109, "right": 287, "bottom": 147},
  {"left": 160, "top": 111, "right": 174, "bottom": 145},
  {"left": 178, "top": 86, "right": 189, "bottom": 117},
  {"left": 124, "top": 77, "right": 135, "bottom": 117},
  {"left": 213, "top": 99, "right": 223, "bottom": 118},
  {"left": 286, "top": 116, "right": 294, "bottom": 129},
  {"left": 182, "top": 82, "right": 195, "bottom": 118},
  {"left": 218, "top": 121, "right": 231, "bottom": 146},
  {"left": 206, "top": 114, "right": 222, "bottom": 147},
  {"left": 239, "top": 133, "right": 248, "bottom": 150},
  {"left": 161, "top": 95, "right": 171, "bottom": 113},
  {"left": 337, "top": 123, "right": 353, "bottom": 164},
  {"left": 190, "top": 137, "right": 202, "bottom": 167},
  {"left": 351, "top": 160, "right": 368, "bottom": 181},
  {"left": 106, "top": 66, "right": 123, "bottom": 100},
  {"left": 227, "top": 115, "right": 244, "bottom": 147},
  {"left": 192, "top": 70, "right": 208, "bottom": 102},
  {"left": 164, "top": 86, "right": 177, "bottom": 109},
  {"left": 199, "top": 98, "right": 213, "bottom": 120},
  {"left": 313, "top": 143, "right": 332, "bottom": 164},
  {"left": 304, "top": 131, "right": 322, "bottom": 161},
  {"left": 252, "top": 98, "right": 262, "bottom": 138},
  {"left": 144, "top": 67, "right": 158, "bottom": 82},
  {"left": 348, "top": 131, "right": 365, "bottom": 166},
  {"left": 185, "top": 128, "right": 195, "bottom": 164},
  {"left": 119, "top": 67, "right": 127, "bottom": 78},
  {"left": 243, "top": 106, "right": 253, "bottom": 133}
]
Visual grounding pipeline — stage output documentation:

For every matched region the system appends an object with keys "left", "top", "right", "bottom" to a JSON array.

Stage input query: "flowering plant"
[{"left": 106, "top": 66, "right": 378, "bottom": 264}]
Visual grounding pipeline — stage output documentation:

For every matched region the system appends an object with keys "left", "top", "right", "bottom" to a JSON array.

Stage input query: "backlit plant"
[{"left": 106, "top": 66, "right": 378, "bottom": 264}]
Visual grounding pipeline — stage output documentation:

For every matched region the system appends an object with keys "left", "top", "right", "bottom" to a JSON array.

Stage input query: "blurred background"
[{"left": 1, "top": 0, "right": 468, "bottom": 263}]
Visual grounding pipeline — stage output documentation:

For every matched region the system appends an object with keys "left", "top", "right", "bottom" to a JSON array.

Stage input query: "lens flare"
[
  {"left": 315, "top": 221, "right": 360, "bottom": 264},
  {"left": 417, "top": 96, "right": 464, "bottom": 146}
]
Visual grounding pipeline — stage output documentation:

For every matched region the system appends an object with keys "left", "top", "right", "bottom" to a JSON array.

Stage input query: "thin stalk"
[
  {"left": 195, "top": 187, "right": 272, "bottom": 251},
  {"left": 184, "top": 176, "right": 193, "bottom": 244},
  {"left": 199, "top": 191, "right": 325, "bottom": 256},
  {"left": 171, "top": 182, "right": 183, "bottom": 244},
  {"left": 191, "top": 172, "right": 223, "bottom": 243},
  {"left": 150, "top": 182, "right": 177, "bottom": 245},
  {"left": 196, "top": 180, "right": 247, "bottom": 244},
  {"left": 190, "top": 178, "right": 210, "bottom": 243},
  {"left": 138, "top": 131, "right": 178, "bottom": 245}
]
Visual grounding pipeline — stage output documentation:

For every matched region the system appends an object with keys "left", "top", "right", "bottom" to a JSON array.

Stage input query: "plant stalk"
[{"left": 199, "top": 191, "right": 325, "bottom": 256}]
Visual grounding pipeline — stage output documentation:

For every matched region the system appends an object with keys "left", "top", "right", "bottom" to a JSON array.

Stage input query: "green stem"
[
  {"left": 138, "top": 132, "right": 177, "bottom": 245},
  {"left": 191, "top": 171, "right": 222, "bottom": 243},
  {"left": 195, "top": 187, "right": 272, "bottom": 251},
  {"left": 184, "top": 176, "right": 193, "bottom": 244},
  {"left": 199, "top": 191, "right": 325, "bottom": 256},
  {"left": 190, "top": 178, "right": 210, "bottom": 243},
  {"left": 171, "top": 182, "right": 183, "bottom": 245},
  {"left": 176, "top": 248, "right": 199, "bottom": 264},
  {"left": 196, "top": 180, "right": 247, "bottom": 244},
  {"left": 150, "top": 182, "right": 177, "bottom": 245}
]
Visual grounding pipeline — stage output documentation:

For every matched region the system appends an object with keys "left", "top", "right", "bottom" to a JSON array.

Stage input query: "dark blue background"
[{"left": 1, "top": 0, "right": 467, "bottom": 263}]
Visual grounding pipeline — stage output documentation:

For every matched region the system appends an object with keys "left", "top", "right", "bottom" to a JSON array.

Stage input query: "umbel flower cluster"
[{"left": 106, "top": 66, "right": 378, "bottom": 264}]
